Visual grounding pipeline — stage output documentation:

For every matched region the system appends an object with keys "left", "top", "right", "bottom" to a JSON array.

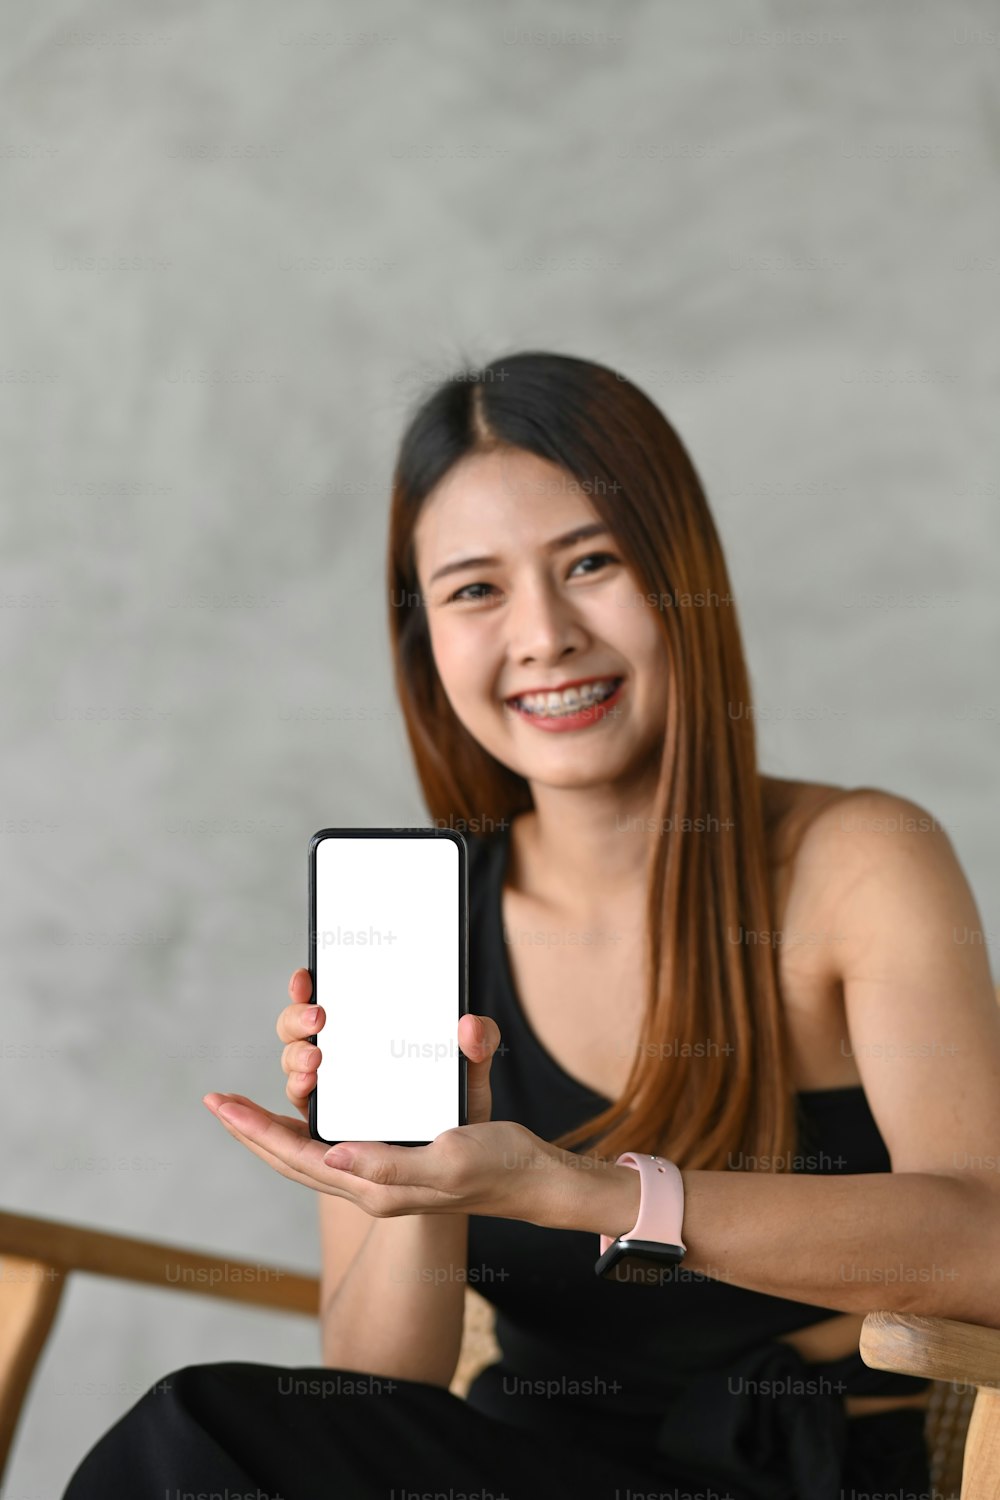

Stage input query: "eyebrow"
[{"left": 427, "top": 522, "right": 611, "bottom": 586}]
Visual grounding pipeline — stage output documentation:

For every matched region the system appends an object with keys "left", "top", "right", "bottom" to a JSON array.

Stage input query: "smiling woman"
[
  {"left": 390, "top": 353, "right": 796, "bottom": 1177},
  {"left": 60, "top": 352, "right": 1000, "bottom": 1500}
]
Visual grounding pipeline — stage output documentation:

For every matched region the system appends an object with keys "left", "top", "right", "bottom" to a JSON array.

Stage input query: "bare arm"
[
  {"left": 551, "top": 790, "right": 1000, "bottom": 1325},
  {"left": 318, "top": 1199, "right": 470, "bottom": 1386}
]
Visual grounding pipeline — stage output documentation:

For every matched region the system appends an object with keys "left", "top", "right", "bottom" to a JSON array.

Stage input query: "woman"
[{"left": 62, "top": 351, "right": 1000, "bottom": 1499}]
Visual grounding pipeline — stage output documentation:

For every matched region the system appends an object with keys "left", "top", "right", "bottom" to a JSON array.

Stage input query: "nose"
[{"left": 506, "top": 572, "right": 588, "bottom": 666}]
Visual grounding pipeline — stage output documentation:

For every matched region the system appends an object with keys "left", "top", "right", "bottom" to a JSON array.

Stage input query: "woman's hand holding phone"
[
  {"left": 277, "top": 967, "right": 501, "bottom": 1127},
  {"left": 202, "top": 967, "right": 568, "bottom": 1225}
]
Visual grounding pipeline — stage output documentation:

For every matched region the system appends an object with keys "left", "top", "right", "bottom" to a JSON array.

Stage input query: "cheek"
[
  {"left": 427, "top": 618, "right": 492, "bottom": 703},
  {"left": 607, "top": 600, "right": 671, "bottom": 713},
  {"left": 595, "top": 585, "right": 666, "bottom": 667}
]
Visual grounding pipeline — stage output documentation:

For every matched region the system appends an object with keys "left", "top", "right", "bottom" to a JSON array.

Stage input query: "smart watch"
[{"left": 594, "top": 1152, "right": 687, "bottom": 1282}]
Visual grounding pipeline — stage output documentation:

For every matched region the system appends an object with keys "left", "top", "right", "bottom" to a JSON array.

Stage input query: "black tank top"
[{"left": 463, "top": 817, "right": 929, "bottom": 1473}]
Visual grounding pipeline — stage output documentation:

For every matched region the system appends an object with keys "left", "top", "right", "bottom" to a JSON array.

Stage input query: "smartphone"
[{"left": 308, "top": 827, "right": 468, "bottom": 1146}]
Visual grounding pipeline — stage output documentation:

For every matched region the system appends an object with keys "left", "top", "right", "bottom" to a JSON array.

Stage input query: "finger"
[
  {"left": 204, "top": 1094, "right": 457, "bottom": 1214},
  {"left": 289, "top": 967, "right": 312, "bottom": 1002},
  {"left": 203, "top": 1093, "right": 355, "bottom": 1197},
  {"left": 211, "top": 1096, "right": 455, "bottom": 1203},
  {"left": 275, "top": 968, "right": 316, "bottom": 1042},
  {"left": 204, "top": 1092, "right": 312, "bottom": 1132},
  {"left": 318, "top": 1137, "right": 460, "bottom": 1204},
  {"left": 276, "top": 1001, "right": 325, "bottom": 1045},
  {"left": 286, "top": 1070, "right": 317, "bottom": 1106},
  {"left": 281, "top": 1039, "right": 322, "bottom": 1077},
  {"left": 460, "top": 1014, "right": 500, "bottom": 1123},
  {"left": 459, "top": 1013, "right": 500, "bottom": 1062},
  {"left": 209, "top": 1094, "right": 354, "bottom": 1179}
]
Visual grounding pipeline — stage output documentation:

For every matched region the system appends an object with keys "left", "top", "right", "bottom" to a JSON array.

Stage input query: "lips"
[
  {"left": 509, "top": 675, "right": 626, "bottom": 708},
  {"left": 502, "top": 676, "right": 627, "bottom": 733}
]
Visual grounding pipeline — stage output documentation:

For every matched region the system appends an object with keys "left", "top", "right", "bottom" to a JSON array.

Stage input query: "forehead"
[{"left": 413, "top": 448, "right": 600, "bottom": 564}]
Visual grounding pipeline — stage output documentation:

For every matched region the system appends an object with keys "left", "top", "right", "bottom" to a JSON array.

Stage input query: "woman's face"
[{"left": 412, "top": 446, "right": 670, "bottom": 793}]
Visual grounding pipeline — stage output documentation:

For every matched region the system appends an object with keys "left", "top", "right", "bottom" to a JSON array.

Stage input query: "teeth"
[{"left": 513, "top": 678, "right": 620, "bottom": 716}]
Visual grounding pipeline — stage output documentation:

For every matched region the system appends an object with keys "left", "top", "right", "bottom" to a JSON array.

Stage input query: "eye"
[
  {"left": 445, "top": 580, "right": 498, "bottom": 604},
  {"left": 443, "top": 551, "right": 619, "bottom": 605},
  {"left": 568, "top": 550, "right": 618, "bottom": 577}
]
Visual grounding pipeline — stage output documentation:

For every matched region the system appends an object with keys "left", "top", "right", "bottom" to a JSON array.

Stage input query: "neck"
[{"left": 510, "top": 776, "right": 661, "bottom": 912}]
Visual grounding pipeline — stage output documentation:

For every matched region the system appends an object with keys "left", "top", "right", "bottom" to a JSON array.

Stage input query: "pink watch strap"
[{"left": 599, "top": 1152, "right": 686, "bottom": 1255}]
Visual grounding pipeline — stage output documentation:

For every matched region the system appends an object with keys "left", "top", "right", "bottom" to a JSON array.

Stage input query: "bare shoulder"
[
  {"left": 758, "top": 776, "right": 983, "bottom": 1091},
  {"left": 760, "top": 772, "right": 866, "bottom": 899},
  {"left": 763, "top": 774, "right": 957, "bottom": 884},
  {"left": 761, "top": 774, "right": 968, "bottom": 979},
  {"left": 766, "top": 778, "right": 1000, "bottom": 1201}
]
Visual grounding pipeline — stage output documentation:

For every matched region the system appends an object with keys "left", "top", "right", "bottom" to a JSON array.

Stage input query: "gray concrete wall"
[{"left": 1, "top": 2, "right": 997, "bottom": 1494}]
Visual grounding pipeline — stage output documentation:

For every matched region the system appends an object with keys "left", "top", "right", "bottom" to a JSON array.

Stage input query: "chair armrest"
[
  {"left": 0, "top": 1209, "right": 318, "bottom": 1315},
  {"left": 861, "top": 1310, "right": 1000, "bottom": 1389},
  {"left": 451, "top": 1287, "right": 500, "bottom": 1399}
]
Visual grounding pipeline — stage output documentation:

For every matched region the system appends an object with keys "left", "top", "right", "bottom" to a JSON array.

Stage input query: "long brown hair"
[{"left": 386, "top": 351, "right": 797, "bottom": 1173}]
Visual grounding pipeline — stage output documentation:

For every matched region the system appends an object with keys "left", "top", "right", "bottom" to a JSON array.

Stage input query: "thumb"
[{"left": 460, "top": 1012, "right": 501, "bottom": 1125}]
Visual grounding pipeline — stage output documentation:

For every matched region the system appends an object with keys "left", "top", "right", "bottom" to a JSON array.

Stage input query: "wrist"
[
  {"left": 599, "top": 1162, "right": 644, "bottom": 1238},
  {"left": 535, "top": 1152, "right": 643, "bottom": 1236}
]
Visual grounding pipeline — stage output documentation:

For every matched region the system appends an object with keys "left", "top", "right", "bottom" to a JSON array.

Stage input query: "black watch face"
[{"left": 595, "top": 1237, "right": 686, "bottom": 1285}]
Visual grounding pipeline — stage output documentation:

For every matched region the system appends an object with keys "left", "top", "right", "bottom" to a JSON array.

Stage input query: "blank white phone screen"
[{"left": 314, "top": 834, "right": 461, "bottom": 1143}]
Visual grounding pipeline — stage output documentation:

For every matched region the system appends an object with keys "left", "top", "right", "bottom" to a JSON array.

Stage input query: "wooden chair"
[{"left": 1, "top": 1207, "right": 998, "bottom": 1496}]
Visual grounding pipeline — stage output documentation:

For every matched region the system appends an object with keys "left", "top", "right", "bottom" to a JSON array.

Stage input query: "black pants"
[{"left": 60, "top": 1359, "right": 933, "bottom": 1500}]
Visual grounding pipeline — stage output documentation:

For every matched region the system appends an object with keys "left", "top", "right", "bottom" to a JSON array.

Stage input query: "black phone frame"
[{"left": 307, "top": 826, "right": 469, "bottom": 1146}]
